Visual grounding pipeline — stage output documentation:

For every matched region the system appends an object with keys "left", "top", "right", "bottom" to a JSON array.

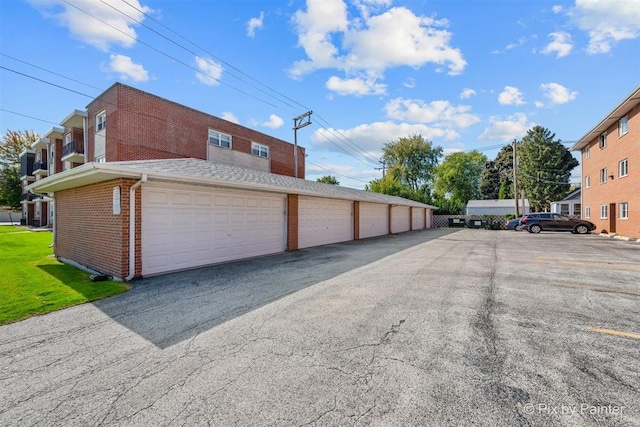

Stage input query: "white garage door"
[
  {"left": 411, "top": 208, "right": 425, "bottom": 230},
  {"left": 142, "top": 182, "right": 285, "bottom": 276},
  {"left": 391, "top": 206, "right": 410, "bottom": 234},
  {"left": 360, "top": 202, "right": 388, "bottom": 239},
  {"left": 299, "top": 196, "right": 353, "bottom": 249}
]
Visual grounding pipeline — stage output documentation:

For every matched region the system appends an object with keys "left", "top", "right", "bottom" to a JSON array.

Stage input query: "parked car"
[
  {"left": 505, "top": 217, "right": 524, "bottom": 231},
  {"left": 519, "top": 213, "right": 596, "bottom": 234}
]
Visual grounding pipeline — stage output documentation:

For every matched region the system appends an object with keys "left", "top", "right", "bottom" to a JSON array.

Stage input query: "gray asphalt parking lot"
[{"left": 1, "top": 228, "right": 638, "bottom": 426}]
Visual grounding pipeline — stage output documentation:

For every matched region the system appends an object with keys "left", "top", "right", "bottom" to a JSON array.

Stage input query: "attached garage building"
[{"left": 27, "top": 158, "right": 436, "bottom": 280}]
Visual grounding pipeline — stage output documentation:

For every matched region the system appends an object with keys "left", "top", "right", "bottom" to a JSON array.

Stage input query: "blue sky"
[{"left": 1, "top": 0, "right": 639, "bottom": 189}]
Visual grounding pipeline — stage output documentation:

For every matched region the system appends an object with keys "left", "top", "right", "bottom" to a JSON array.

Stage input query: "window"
[
  {"left": 95, "top": 155, "right": 106, "bottom": 163},
  {"left": 599, "top": 133, "right": 607, "bottom": 149},
  {"left": 619, "top": 158, "right": 628, "bottom": 177},
  {"left": 64, "top": 132, "right": 71, "bottom": 144},
  {"left": 251, "top": 142, "right": 269, "bottom": 158},
  {"left": 96, "top": 111, "right": 106, "bottom": 132},
  {"left": 584, "top": 145, "right": 590, "bottom": 159},
  {"left": 600, "top": 168, "right": 607, "bottom": 183},
  {"left": 208, "top": 129, "right": 231, "bottom": 148},
  {"left": 619, "top": 202, "right": 628, "bottom": 219},
  {"left": 600, "top": 204, "right": 608, "bottom": 219},
  {"left": 585, "top": 206, "right": 590, "bottom": 218},
  {"left": 560, "top": 203, "right": 570, "bottom": 215},
  {"left": 619, "top": 115, "right": 628, "bottom": 136},
  {"left": 585, "top": 175, "right": 590, "bottom": 188},
  {"left": 573, "top": 203, "right": 581, "bottom": 217}
]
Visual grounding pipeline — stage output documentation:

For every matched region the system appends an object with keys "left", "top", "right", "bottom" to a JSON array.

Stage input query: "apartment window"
[
  {"left": 251, "top": 142, "right": 269, "bottom": 158},
  {"left": 619, "top": 202, "right": 628, "bottom": 219},
  {"left": 619, "top": 158, "right": 628, "bottom": 177},
  {"left": 585, "top": 175, "right": 590, "bottom": 188},
  {"left": 208, "top": 129, "right": 231, "bottom": 148},
  {"left": 619, "top": 115, "right": 628, "bottom": 136},
  {"left": 96, "top": 111, "right": 106, "bottom": 132},
  {"left": 573, "top": 203, "right": 581, "bottom": 217},
  {"left": 560, "top": 203, "right": 570, "bottom": 215},
  {"left": 64, "top": 132, "right": 71, "bottom": 145},
  {"left": 600, "top": 204, "right": 608, "bottom": 219},
  {"left": 584, "top": 145, "right": 590, "bottom": 159},
  {"left": 600, "top": 168, "right": 607, "bottom": 183},
  {"left": 599, "top": 133, "right": 607, "bottom": 149},
  {"left": 95, "top": 155, "right": 106, "bottom": 163}
]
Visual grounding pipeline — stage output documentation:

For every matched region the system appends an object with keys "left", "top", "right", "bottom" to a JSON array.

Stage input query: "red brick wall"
[
  {"left": 86, "top": 83, "right": 304, "bottom": 178},
  {"left": 55, "top": 178, "right": 138, "bottom": 279},
  {"left": 287, "top": 194, "right": 298, "bottom": 251},
  {"left": 581, "top": 104, "right": 639, "bottom": 238}
]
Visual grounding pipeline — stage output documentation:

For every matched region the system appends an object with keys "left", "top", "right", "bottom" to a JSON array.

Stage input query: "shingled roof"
[{"left": 27, "top": 158, "right": 437, "bottom": 209}]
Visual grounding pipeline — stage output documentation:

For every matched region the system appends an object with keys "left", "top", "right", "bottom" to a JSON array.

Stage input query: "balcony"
[
  {"left": 20, "top": 193, "right": 35, "bottom": 203},
  {"left": 33, "top": 160, "right": 48, "bottom": 177},
  {"left": 61, "top": 140, "right": 85, "bottom": 163},
  {"left": 19, "top": 150, "right": 35, "bottom": 180}
]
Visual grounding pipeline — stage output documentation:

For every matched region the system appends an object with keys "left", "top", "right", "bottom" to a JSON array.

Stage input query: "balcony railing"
[
  {"left": 20, "top": 193, "right": 35, "bottom": 202},
  {"left": 62, "top": 140, "right": 84, "bottom": 157},
  {"left": 34, "top": 160, "right": 48, "bottom": 171}
]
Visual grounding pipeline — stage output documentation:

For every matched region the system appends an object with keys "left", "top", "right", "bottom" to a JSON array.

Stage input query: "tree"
[
  {"left": 381, "top": 134, "right": 443, "bottom": 194},
  {"left": 479, "top": 161, "right": 501, "bottom": 199},
  {"left": 494, "top": 144, "right": 516, "bottom": 198},
  {"left": 316, "top": 175, "right": 339, "bottom": 185},
  {"left": 517, "top": 126, "right": 579, "bottom": 211},
  {"left": 433, "top": 151, "right": 487, "bottom": 205},
  {"left": 0, "top": 130, "right": 39, "bottom": 212},
  {"left": 365, "top": 175, "right": 431, "bottom": 204}
]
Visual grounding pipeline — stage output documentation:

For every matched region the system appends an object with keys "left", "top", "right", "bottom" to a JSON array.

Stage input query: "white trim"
[
  {"left": 600, "top": 204, "right": 608, "bottom": 219},
  {"left": 619, "top": 158, "right": 628, "bottom": 178},
  {"left": 619, "top": 202, "right": 628, "bottom": 219},
  {"left": 208, "top": 129, "right": 232, "bottom": 149},
  {"left": 618, "top": 115, "right": 628, "bottom": 137}
]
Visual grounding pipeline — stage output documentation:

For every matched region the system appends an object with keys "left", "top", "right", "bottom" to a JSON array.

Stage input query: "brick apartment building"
[
  {"left": 571, "top": 85, "right": 640, "bottom": 239},
  {"left": 25, "top": 83, "right": 436, "bottom": 279},
  {"left": 20, "top": 82, "right": 305, "bottom": 227}
]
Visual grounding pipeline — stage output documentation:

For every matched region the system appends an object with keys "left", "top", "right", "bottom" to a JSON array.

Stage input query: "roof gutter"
[{"left": 125, "top": 174, "right": 147, "bottom": 281}]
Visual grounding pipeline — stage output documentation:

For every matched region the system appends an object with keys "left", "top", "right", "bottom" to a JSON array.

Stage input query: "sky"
[{"left": 1, "top": 0, "right": 639, "bottom": 189}]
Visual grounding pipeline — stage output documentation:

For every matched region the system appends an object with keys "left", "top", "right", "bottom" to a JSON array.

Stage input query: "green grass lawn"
[{"left": 0, "top": 225, "right": 130, "bottom": 325}]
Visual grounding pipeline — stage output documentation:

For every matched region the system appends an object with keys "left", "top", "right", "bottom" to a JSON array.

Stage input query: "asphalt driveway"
[{"left": 1, "top": 228, "right": 638, "bottom": 426}]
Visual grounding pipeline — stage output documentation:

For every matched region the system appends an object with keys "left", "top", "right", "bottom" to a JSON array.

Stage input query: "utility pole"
[
  {"left": 513, "top": 139, "right": 519, "bottom": 217},
  {"left": 374, "top": 159, "right": 386, "bottom": 177},
  {"left": 292, "top": 111, "right": 312, "bottom": 178}
]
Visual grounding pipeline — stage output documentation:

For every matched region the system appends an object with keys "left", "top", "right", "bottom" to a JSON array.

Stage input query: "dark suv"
[{"left": 519, "top": 213, "right": 596, "bottom": 234}]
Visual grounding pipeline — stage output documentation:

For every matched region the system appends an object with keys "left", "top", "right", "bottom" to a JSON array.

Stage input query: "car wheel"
[
  {"left": 575, "top": 225, "right": 589, "bottom": 234},
  {"left": 529, "top": 224, "right": 542, "bottom": 234}
]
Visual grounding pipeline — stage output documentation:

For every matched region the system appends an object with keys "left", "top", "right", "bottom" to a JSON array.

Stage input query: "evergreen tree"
[
  {"left": 479, "top": 161, "right": 501, "bottom": 199},
  {"left": 517, "top": 126, "right": 578, "bottom": 211}
]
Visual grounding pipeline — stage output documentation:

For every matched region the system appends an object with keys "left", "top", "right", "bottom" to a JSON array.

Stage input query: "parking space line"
[
  {"left": 550, "top": 282, "right": 640, "bottom": 296},
  {"left": 588, "top": 327, "right": 640, "bottom": 340},
  {"left": 535, "top": 257, "right": 640, "bottom": 273}
]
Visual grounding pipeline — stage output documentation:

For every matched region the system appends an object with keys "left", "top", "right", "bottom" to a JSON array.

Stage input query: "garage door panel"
[
  {"left": 412, "top": 208, "right": 425, "bottom": 230},
  {"left": 360, "top": 202, "right": 388, "bottom": 239},
  {"left": 142, "top": 183, "right": 285, "bottom": 276},
  {"left": 391, "top": 206, "right": 411, "bottom": 234},
  {"left": 299, "top": 197, "right": 353, "bottom": 249}
]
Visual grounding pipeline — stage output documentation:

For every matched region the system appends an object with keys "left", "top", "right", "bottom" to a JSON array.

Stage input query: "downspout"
[
  {"left": 82, "top": 113, "right": 88, "bottom": 163},
  {"left": 125, "top": 174, "right": 147, "bottom": 281}
]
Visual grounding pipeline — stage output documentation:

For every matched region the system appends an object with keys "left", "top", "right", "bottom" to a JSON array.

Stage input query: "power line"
[
  {"left": 306, "top": 160, "right": 371, "bottom": 183},
  {"left": 0, "top": 109, "right": 60, "bottom": 126}
]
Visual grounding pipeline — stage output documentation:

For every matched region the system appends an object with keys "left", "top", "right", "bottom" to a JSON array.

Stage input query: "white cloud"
[
  {"left": 260, "top": 114, "right": 284, "bottom": 129},
  {"left": 541, "top": 31, "right": 573, "bottom": 58},
  {"left": 326, "top": 75, "right": 386, "bottom": 96},
  {"left": 247, "top": 11, "right": 264, "bottom": 37},
  {"left": 403, "top": 78, "right": 416, "bottom": 88},
  {"left": 195, "top": 56, "right": 223, "bottom": 86},
  {"left": 384, "top": 98, "right": 480, "bottom": 128},
  {"left": 460, "top": 88, "right": 476, "bottom": 99},
  {"left": 493, "top": 37, "right": 526, "bottom": 54},
  {"left": 310, "top": 121, "right": 459, "bottom": 155},
  {"left": 535, "top": 101, "right": 545, "bottom": 108},
  {"left": 26, "top": 0, "right": 152, "bottom": 51},
  {"left": 103, "top": 54, "right": 149, "bottom": 82},
  {"left": 221, "top": 112, "right": 239, "bottom": 124},
  {"left": 540, "top": 82, "right": 578, "bottom": 104},
  {"left": 570, "top": 0, "right": 640, "bottom": 54},
  {"left": 552, "top": 5, "right": 563, "bottom": 13},
  {"left": 498, "top": 86, "right": 525, "bottom": 105},
  {"left": 479, "top": 113, "right": 535, "bottom": 141},
  {"left": 290, "top": 1, "right": 466, "bottom": 94}
]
